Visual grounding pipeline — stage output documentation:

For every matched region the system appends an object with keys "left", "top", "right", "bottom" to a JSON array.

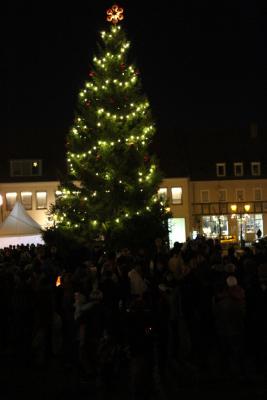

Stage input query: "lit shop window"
[
  {"left": 234, "top": 162, "right": 243, "bottom": 177},
  {"left": 251, "top": 162, "right": 261, "bottom": 176},
  {"left": 216, "top": 163, "right": 226, "bottom": 177},
  {"left": 200, "top": 190, "right": 209, "bottom": 203},
  {"left": 6, "top": 192, "right": 17, "bottom": 211},
  {"left": 171, "top": 187, "right": 182, "bottom": 204},
  {"left": 36, "top": 191, "right": 47, "bottom": 209},
  {"left": 158, "top": 188, "right": 168, "bottom": 203},
  {"left": 168, "top": 218, "right": 186, "bottom": 247},
  {"left": 21, "top": 192, "right": 32, "bottom": 210}
]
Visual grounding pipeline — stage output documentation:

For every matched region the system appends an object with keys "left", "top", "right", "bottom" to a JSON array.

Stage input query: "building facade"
[
  {"left": 190, "top": 178, "right": 267, "bottom": 242},
  {"left": 2, "top": 122, "right": 266, "bottom": 245},
  {"left": 1, "top": 173, "right": 266, "bottom": 245},
  {"left": 0, "top": 181, "right": 59, "bottom": 228}
]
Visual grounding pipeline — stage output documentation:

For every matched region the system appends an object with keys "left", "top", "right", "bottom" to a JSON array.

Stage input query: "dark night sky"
[{"left": 4, "top": 0, "right": 267, "bottom": 177}]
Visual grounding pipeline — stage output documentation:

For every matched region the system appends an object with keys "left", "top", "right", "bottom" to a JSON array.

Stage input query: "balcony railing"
[{"left": 192, "top": 201, "right": 267, "bottom": 216}]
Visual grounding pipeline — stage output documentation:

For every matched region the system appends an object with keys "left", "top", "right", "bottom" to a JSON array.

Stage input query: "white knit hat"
[{"left": 226, "top": 276, "right": 238, "bottom": 287}]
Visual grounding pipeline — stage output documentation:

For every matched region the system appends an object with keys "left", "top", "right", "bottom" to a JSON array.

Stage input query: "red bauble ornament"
[
  {"left": 85, "top": 100, "right": 91, "bottom": 107},
  {"left": 135, "top": 69, "right": 140, "bottom": 75},
  {"left": 144, "top": 154, "right": 150, "bottom": 163},
  {"left": 96, "top": 154, "right": 101, "bottom": 161},
  {"left": 120, "top": 63, "right": 126, "bottom": 71},
  {"left": 89, "top": 70, "right": 95, "bottom": 77}
]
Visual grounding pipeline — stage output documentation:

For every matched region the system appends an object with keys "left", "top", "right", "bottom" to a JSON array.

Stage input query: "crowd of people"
[{"left": 0, "top": 236, "right": 267, "bottom": 398}]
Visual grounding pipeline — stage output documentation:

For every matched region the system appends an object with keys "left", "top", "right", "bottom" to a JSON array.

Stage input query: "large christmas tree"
[{"left": 49, "top": 5, "right": 170, "bottom": 251}]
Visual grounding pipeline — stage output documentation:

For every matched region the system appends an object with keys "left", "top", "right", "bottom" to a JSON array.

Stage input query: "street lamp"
[{"left": 231, "top": 203, "right": 251, "bottom": 248}]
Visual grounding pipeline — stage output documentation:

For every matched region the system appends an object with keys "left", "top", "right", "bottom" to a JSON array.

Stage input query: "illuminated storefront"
[
  {"left": 202, "top": 215, "right": 229, "bottom": 238},
  {"left": 200, "top": 212, "right": 263, "bottom": 242},
  {"left": 168, "top": 218, "right": 186, "bottom": 247}
]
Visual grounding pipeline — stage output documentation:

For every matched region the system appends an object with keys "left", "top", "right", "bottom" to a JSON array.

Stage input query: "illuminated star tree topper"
[{"left": 106, "top": 4, "right": 124, "bottom": 25}]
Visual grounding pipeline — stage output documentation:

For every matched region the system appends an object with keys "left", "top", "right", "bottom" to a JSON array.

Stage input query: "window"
[
  {"left": 251, "top": 162, "right": 261, "bottom": 176},
  {"left": 171, "top": 187, "right": 182, "bottom": 204},
  {"left": 219, "top": 203, "right": 228, "bottom": 214},
  {"left": 255, "top": 203, "right": 262, "bottom": 213},
  {"left": 216, "top": 163, "right": 226, "bottom": 177},
  {"left": 6, "top": 192, "right": 17, "bottom": 211},
  {"left": 36, "top": 191, "right": 47, "bottom": 209},
  {"left": 21, "top": 192, "right": 32, "bottom": 210},
  {"left": 254, "top": 188, "right": 262, "bottom": 201},
  {"left": 200, "top": 190, "right": 209, "bottom": 203},
  {"left": 218, "top": 189, "right": 227, "bottom": 202},
  {"left": 202, "top": 204, "right": 210, "bottom": 214},
  {"left": 236, "top": 189, "right": 245, "bottom": 202},
  {"left": 158, "top": 188, "right": 168, "bottom": 203},
  {"left": 234, "top": 162, "right": 243, "bottom": 177},
  {"left": 10, "top": 159, "right": 42, "bottom": 177}
]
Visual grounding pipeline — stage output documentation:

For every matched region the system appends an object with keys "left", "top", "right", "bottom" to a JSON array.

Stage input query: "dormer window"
[
  {"left": 251, "top": 162, "right": 261, "bottom": 176},
  {"left": 10, "top": 159, "right": 42, "bottom": 177},
  {"left": 216, "top": 163, "right": 226, "bottom": 177},
  {"left": 234, "top": 162, "right": 243, "bottom": 177}
]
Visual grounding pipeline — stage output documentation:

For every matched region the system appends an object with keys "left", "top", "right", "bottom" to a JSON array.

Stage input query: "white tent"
[{"left": 0, "top": 201, "right": 44, "bottom": 248}]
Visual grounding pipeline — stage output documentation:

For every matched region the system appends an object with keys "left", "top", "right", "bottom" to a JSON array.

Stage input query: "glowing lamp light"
[
  {"left": 244, "top": 204, "right": 251, "bottom": 213},
  {"left": 230, "top": 204, "right": 237, "bottom": 213},
  {"left": 106, "top": 4, "right": 124, "bottom": 24}
]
